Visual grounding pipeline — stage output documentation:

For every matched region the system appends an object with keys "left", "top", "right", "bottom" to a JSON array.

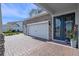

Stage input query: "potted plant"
[{"left": 69, "top": 31, "right": 77, "bottom": 48}]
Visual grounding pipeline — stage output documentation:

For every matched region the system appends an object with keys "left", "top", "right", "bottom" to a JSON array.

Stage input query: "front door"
[{"left": 54, "top": 13, "right": 75, "bottom": 42}]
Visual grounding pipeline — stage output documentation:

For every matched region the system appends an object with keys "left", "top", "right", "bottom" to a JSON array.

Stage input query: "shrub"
[
  {"left": 4, "top": 30, "right": 12, "bottom": 33},
  {"left": 12, "top": 30, "right": 16, "bottom": 32}
]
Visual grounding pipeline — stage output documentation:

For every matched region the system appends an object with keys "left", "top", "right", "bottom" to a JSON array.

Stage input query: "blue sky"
[{"left": 1, "top": 3, "right": 39, "bottom": 24}]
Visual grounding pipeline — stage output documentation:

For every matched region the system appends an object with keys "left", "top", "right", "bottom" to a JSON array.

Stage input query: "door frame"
[{"left": 53, "top": 12, "right": 75, "bottom": 42}]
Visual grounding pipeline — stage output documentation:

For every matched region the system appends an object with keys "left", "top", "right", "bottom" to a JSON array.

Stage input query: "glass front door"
[{"left": 54, "top": 13, "right": 75, "bottom": 42}]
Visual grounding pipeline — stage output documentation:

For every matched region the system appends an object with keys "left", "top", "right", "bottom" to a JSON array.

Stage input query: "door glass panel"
[
  {"left": 66, "top": 21, "right": 73, "bottom": 32},
  {"left": 65, "top": 21, "right": 73, "bottom": 38},
  {"left": 65, "top": 15, "right": 73, "bottom": 38},
  {"left": 55, "top": 19, "right": 61, "bottom": 37}
]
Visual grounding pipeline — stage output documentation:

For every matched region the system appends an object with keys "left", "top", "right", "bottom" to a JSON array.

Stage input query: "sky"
[{"left": 1, "top": 3, "right": 39, "bottom": 24}]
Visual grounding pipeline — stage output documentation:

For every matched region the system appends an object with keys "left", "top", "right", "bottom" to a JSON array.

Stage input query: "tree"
[{"left": 29, "top": 8, "right": 43, "bottom": 17}]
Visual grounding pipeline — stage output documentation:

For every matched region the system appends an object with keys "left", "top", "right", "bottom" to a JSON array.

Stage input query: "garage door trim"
[
  {"left": 27, "top": 21, "right": 49, "bottom": 26},
  {"left": 27, "top": 21, "right": 49, "bottom": 40}
]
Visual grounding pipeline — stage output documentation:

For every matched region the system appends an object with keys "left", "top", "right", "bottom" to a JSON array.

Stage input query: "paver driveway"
[
  {"left": 4, "top": 33, "right": 79, "bottom": 56},
  {"left": 4, "top": 34, "right": 45, "bottom": 56}
]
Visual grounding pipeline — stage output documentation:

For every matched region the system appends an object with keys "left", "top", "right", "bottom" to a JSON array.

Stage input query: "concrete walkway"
[{"left": 4, "top": 34, "right": 79, "bottom": 56}]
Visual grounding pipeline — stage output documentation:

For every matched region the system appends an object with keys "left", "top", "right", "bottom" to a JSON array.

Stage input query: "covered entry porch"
[{"left": 37, "top": 3, "right": 79, "bottom": 48}]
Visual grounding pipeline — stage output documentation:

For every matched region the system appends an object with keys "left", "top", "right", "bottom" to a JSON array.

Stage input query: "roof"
[
  {"left": 24, "top": 12, "right": 52, "bottom": 24},
  {"left": 7, "top": 20, "right": 24, "bottom": 25}
]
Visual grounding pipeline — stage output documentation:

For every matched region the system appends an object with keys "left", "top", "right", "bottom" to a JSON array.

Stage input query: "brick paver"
[
  {"left": 4, "top": 34, "right": 45, "bottom": 56},
  {"left": 29, "top": 42, "right": 79, "bottom": 56},
  {"left": 4, "top": 34, "right": 79, "bottom": 56}
]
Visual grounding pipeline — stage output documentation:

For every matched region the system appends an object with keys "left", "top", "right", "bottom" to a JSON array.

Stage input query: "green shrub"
[
  {"left": 12, "top": 30, "right": 16, "bottom": 32},
  {"left": 3, "top": 30, "right": 20, "bottom": 36}
]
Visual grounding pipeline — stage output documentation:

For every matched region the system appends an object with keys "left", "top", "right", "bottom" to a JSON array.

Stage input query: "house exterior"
[
  {"left": 36, "top": 3, "right": 79, "bottom": 48},
  {"left": 1, "top": 3, "right": 79, "bottom": 49},
  {"left": 23, "top": 12, "right": 52, "bottom": 40},
  {"left": 23, "top": 3, "right": 79, "bottom": 48},
  {"left": 7, "top": 21, "right": 23, "bottom": 32}
]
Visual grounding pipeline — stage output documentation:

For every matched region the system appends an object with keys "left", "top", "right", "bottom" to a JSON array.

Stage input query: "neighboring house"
[
  {"left": 7, "top": 21, "right": 23, "bottom": 32},
  {"left": 2, "top": 24, "right": 8, "bottom": 32}
]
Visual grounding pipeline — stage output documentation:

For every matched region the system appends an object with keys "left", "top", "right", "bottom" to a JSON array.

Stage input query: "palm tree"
[{"left": 29, "top": 8, "right": 43, "bottom": 17}]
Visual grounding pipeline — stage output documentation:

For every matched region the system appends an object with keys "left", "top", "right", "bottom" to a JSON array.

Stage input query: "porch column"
[
  {"left": 76, "top": 4, "right": 79, "bottom": 48},
  {"left": 49, "top": 20, "right": 52, "bottom": 41},
  {"left": 0, "top": 4, "right": 2, "bottom": 34},
  {"left": 0, "top": 3, "right": 4, "bottom": 56},
  {"left": 51, "top": 15, "right": 54, "bottom": 40},
  {"left": 49, "top": 15, "right": 54, "bottom": 41}
]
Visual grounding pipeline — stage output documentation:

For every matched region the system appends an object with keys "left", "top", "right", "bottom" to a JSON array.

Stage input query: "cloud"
[{"left": 2, "top": 4, "right": 29, "bottom": 18}]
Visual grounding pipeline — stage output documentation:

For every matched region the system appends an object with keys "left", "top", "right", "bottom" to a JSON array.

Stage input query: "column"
[
  {"left": 0, "top": 3, "right": 4, "bottom": 56},
  {"left": 0, "top": 4, "right": 2, "bottom": 34},
  {"left": 48, "top": 15, "right": 53, "bottom": 41},
  {"left": 75, "top": 4, "right": 79, "bottom": 48}
]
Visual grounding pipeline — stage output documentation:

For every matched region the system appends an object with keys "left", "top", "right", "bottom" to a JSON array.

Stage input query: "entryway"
[{"left": 53, "top": 13, "right": 75, "bottom": 43}]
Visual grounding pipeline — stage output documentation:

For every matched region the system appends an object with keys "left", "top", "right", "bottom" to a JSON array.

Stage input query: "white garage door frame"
[{"left": 27, "top": 21, "right": 49, "bottom": 40}]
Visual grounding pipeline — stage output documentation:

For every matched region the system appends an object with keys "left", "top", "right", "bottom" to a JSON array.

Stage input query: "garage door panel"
[{"left": 27, "top": 22, "right": 49, "bottom": 39}]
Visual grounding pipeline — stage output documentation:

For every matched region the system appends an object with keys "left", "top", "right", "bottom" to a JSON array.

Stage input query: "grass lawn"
[{"left": 3, "top": 30, "right": 20, "bottom": 36}]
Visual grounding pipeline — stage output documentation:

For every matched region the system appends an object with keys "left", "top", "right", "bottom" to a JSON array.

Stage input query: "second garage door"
[{"left": 27, "top": 21, "right": 49, "bottom": 40}]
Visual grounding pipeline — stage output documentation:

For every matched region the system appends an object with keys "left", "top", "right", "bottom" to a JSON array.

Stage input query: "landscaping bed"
[{"left": 3, "top": 30, "right": 20, "bottom": 36}]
